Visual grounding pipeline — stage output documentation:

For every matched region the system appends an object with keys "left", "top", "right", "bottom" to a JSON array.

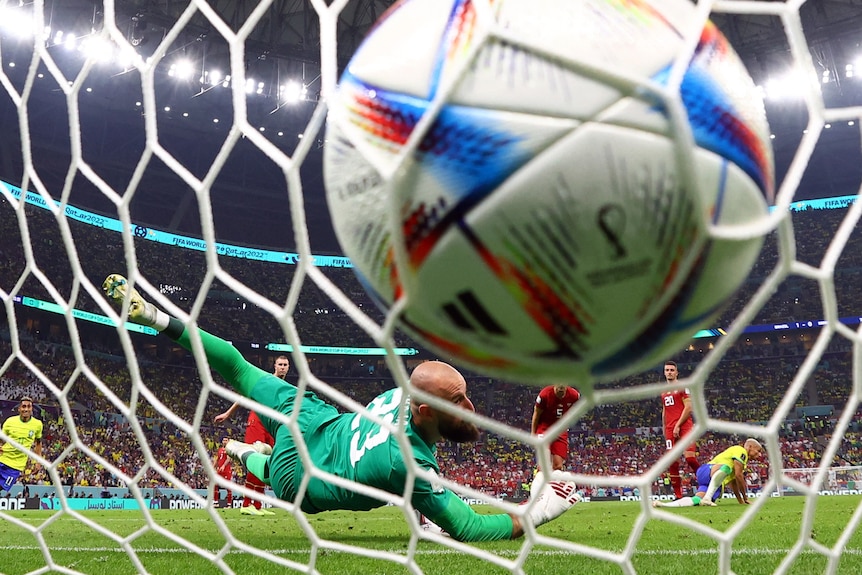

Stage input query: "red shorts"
[
  {"left": 665, "top": 419, "right": 696, "bottom": 452},
  {"left": 218, "top": 470, "right": 232, "bottom": 482},
  {"left": 245, "top": 412, "right": 275, "bottom": 446},
  {"left": 550, "top": 435, "right": 567, "bottom": 460},
  {"left": 537, "top": 429, "right": 568, "bottom": 460}
]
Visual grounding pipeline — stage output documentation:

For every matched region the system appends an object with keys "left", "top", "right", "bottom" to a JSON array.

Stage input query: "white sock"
[
  {"left": 152, "top": 308, "right": 171, "bottom": 332},
  {"left": 702, "top": 467, "right": 728, "bottom": 502},
  {"left": 658, "top": 497, "right": 695, "bottom": 508}
]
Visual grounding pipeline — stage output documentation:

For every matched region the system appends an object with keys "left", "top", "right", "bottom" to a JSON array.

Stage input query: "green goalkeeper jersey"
[
  {"left": 168, "top": 325, "right": 514, "bottom": 542},
  {"left": 261, "top": 385, "right": 513, "bottom": 542}
]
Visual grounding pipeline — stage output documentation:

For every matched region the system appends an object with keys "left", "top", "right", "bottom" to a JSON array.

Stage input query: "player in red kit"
[
  {"left": 213, "top": 355, "right": 287, "bottom": 515},
  {"left": 530, "top": 385, "right": 580, "bottom": 498},
  {"left": 661, "top": 360, "right": 699, "bottom": 500},
  {"left": 212, "top": 437, "right": 233, "bottom": 508},
  {"left": 532, "top": 385, "right": 580, "bottom": 469}
]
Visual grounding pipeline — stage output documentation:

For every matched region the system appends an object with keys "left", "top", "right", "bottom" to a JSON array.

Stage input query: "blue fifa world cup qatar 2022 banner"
[{"left": 0, "top": 497, "right": 165, "bottom": 511}]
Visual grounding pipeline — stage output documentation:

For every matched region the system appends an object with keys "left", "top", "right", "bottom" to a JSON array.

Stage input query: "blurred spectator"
[{"left": 2, "top": 197, "right": 862, "bottom": 498}]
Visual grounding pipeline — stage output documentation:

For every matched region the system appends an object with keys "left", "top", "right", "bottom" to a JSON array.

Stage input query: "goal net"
[
  {"left": 778, "top": 467, "right": 862, "bottom": 497},
  {"left": 1, "top": 1, "right": 861, "bottom": 574}
]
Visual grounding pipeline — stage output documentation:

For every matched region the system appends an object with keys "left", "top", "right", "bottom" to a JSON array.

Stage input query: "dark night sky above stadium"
[{"left": 0, "top": 1, "right": 861, "bottom": 255}]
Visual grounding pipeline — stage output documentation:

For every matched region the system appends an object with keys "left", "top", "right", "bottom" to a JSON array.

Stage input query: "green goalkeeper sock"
[
  {"left": 164, "top": 318, "right": 268, "bottom": 398},
  {"left": 244, "top": 453, "right": 271, "bottom": 485}
]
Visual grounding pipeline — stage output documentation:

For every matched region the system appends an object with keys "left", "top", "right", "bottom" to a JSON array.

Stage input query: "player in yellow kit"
[
  {"left": 653, "top": 438, "right": 762, "bottom": 508},
  {"left": 0, "top": 397, "right": 43, "bottom": 493}
]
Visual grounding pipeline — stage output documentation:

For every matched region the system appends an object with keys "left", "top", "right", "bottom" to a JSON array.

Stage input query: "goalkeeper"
[{"left": 103, "top": 274, "right": 580, "bottom": 542}]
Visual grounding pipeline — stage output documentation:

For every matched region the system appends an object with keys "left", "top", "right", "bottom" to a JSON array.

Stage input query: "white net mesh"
[{"left": 1, "top": 0, "right": 862, "bottom": 574}]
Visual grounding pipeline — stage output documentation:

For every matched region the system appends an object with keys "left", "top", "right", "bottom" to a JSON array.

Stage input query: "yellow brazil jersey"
[
  {"left": 708, "top": 445, "right": 748, "bottom": 486},
  {"left": 0, "top": 416, "right": 43, "bottom": 471}
]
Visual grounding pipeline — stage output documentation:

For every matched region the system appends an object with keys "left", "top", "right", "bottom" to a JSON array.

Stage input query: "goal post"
[{"left": 775, "top": 467, "right": 862, "bottom": 497}]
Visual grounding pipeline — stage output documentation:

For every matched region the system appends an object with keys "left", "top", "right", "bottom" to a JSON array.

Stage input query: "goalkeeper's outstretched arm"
[{"left": 422, "top": 472, "right": 581, "bottom": 541}]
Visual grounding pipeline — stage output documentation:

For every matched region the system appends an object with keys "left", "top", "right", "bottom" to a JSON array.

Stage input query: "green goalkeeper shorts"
[{"left": 248, "top": 374, "right": 340, "bottom": 502}]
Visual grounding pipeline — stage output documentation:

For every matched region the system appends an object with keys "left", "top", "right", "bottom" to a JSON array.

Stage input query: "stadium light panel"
[
  {"left": 0, "top": 6, "right": 35, "bottom": 39},
  {"left": 762, "top": 69, "right": 816, "bottom": 102},
  {"left": 281, "top": 80, "right": 304, "bottom": 103},
  {"left": 169, "top": 59, "right": 194, "bottom": 80},
  {"left": 80, "top": 36, "right": 114, "bottom": 64}
]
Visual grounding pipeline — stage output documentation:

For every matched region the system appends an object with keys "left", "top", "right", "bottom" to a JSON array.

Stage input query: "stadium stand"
[{"left": 2, "top": 197, "right": 862, "bottom": 499}]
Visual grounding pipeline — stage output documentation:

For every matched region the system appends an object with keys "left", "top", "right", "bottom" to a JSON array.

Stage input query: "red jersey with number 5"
[
  {"left": 661, "top": 388, "right": 692, "bottom": 429},
  {"left": 535, "top": 386, "right": 580, "bottom": 435}
]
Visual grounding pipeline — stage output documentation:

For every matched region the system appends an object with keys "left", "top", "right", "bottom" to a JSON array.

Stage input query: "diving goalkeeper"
[{"left": 103, "top": 274, "right": 580, "bottom": 542}]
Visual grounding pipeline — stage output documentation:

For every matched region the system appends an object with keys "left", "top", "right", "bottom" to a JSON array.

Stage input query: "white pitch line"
[{"left": 0, "top": 545, "right": 860, "bottom": 557}]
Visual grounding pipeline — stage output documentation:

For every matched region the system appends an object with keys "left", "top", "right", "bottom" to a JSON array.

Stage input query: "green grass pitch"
[{"left": 1, "top": 497, "right": 861, "bottom": 575}]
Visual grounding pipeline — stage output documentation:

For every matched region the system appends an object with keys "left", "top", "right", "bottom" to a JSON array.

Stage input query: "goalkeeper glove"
[
  {"left": 527, "top": 471, "right": 581, "bottom": 527},
  {"left": 530, "top": 469, "right": 548, "bottom": 499}
]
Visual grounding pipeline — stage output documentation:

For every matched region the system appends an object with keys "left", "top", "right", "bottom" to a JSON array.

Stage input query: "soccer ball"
[{"left": 323, "top": 0, "right": 774, "bottom": 384}]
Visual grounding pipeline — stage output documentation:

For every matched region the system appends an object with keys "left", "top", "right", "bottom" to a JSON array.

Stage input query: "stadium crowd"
[
  {"left": 3, "top": 198, "right": 862, "bottom": 353},
  {"left": 1, "top": 336, "right": 861, "bottom": 499},
  {"left": 2, "top": 198, "right": 862, "bottom": 499}
]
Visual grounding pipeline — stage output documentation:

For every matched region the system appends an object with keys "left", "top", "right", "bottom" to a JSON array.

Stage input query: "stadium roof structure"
[{"left": 0, "top": 0, "right": 861, "bottom": 254}]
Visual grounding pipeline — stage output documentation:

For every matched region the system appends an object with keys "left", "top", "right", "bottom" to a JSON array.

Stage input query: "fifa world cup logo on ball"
[{"left": 323, "top": 0, "right": 774, "bottom": 386}]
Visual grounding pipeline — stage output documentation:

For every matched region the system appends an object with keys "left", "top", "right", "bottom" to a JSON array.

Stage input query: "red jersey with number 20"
[{"left": 661, "top": 388, "right": 692, "bottom": 429}]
